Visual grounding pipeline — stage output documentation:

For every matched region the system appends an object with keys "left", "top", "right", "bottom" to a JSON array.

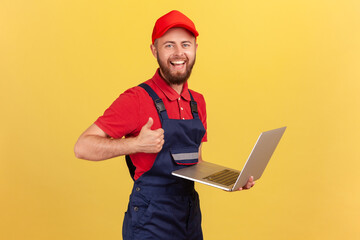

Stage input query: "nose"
[{"left": 173, "top": 44, "right": 184, "bottom": 57}]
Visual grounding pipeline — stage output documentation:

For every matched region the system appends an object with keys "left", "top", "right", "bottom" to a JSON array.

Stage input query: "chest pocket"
[{"left": 170, "top": 146, "right": 199, "bottom": 165}]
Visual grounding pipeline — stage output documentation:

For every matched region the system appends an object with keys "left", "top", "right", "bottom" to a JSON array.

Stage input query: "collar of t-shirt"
[{"left": 151, "top": 69, "right": 191, "bottom": 102}]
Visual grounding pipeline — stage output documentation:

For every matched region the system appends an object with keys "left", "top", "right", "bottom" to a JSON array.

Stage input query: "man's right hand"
[{"left": 135, "top": 117, "right": 165, "bottom": 153}]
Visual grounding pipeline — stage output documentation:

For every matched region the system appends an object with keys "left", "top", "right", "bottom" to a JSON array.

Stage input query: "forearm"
[{"left": 74, "top": 135, "right": 137, "bottom": 161}]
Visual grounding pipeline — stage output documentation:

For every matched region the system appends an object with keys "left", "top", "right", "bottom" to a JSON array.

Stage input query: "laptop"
[{"left": 172, "top": 127, "right": 286, "bottom": 191}]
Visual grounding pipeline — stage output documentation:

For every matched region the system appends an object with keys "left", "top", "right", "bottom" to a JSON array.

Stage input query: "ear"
[{"left": 150, "top": 44, "right": 157, "bottom": 58}]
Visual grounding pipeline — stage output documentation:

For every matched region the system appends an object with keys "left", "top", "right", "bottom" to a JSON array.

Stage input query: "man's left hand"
[{"left": 236, "top": 176, "right": 255, "bottom": 191}]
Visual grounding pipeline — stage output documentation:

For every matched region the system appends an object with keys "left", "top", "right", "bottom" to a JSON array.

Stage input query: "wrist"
[{"left": 127, "top": 136, "right": 140, "bottom": 154}]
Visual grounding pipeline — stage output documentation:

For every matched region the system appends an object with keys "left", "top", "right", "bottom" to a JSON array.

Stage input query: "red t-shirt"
[{"left": 95, "top": 69, "right": 207, "bottom": 180}]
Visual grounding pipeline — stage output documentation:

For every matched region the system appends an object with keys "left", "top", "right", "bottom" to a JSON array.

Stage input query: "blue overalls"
[{"left": 122, "top": 83, "right": 206, "bottom": 240}]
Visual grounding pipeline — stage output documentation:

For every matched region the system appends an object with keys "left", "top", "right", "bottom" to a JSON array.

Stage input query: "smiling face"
[{"left": 151, "top": 28, "right": 198, "bottom": 85}]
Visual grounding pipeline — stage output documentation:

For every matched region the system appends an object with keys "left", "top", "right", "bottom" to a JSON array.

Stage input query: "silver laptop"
[{"left": 172, "top": 127, "right": 286, "bottom": 191}]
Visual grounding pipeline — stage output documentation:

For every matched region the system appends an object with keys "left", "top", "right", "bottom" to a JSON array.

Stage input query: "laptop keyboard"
[{"left": 203, "top": 169, "right": 239, "bottom": 186}]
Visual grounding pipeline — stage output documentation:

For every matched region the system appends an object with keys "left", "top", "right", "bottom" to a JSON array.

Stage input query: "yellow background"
[{"left": 1, "top": 0, "right": 359, "bottom": 239}]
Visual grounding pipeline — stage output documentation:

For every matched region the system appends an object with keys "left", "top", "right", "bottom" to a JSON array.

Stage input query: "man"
[{"left": 74, "top": 10, "right": 254, "bottom": 240}]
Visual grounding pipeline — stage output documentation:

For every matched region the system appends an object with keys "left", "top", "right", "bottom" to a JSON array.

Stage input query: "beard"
[{"left": 157, "top": 52, "right": 196, "bottom": 85}]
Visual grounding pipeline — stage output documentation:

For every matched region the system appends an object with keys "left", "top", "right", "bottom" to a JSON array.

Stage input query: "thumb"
[{"left": 144, "top": 117, "right": 153, "bottom": 129}]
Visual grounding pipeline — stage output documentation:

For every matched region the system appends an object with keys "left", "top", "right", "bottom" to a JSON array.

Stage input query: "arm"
[{"left": 74, "top": 117, "right": 164, "bottom": 161}]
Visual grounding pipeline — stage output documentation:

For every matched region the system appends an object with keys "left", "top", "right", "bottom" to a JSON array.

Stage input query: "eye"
[
  {"left": 165, "top": 44, "right": 174, "bottom": 48},
  {"left": 183, "top": 43, "right": 191, "bottom": 48}
]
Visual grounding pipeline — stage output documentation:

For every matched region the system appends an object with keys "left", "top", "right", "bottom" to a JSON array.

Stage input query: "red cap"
[{"left": 152, "top": 10, "right": 199, "bottom": 44}]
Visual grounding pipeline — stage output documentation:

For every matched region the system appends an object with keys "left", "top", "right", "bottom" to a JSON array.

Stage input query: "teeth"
[{"left": 171, "top": 61, "right": 185, "bottom": 65}]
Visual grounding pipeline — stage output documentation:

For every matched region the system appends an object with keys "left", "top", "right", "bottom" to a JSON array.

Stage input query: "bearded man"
[{"left": 74, "top": 10, "right": 254, "bottom": 240}]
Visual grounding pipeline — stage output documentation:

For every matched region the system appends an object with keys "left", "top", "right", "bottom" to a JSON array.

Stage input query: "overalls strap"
[
  {"left": 188, "top": 90, "right": 200, "bottom": 119},
  {"left": 139, "top": 83, "right": 169, "bottom": 121}
]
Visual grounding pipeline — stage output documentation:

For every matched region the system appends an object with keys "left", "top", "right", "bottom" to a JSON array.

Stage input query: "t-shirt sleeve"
[
  {"left": 94, "top": 88, "right": 140, "bottom": 139},
  {"left": 198, "top": 94, "right": 208, "bottom": 142}
]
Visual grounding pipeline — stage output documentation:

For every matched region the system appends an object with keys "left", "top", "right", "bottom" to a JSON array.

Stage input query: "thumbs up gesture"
[{"left": 135, "top": 117, "right": 165, "bottom": 153}]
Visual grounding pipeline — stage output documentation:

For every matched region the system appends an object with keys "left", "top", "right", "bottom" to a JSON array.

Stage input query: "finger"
[
  {"left": 247, "top": 179, "right": 255, "bottom": 189},
  {"left": 154, "top": 130, "right": 164, "bottom": 140},
  {"left": 246, "top": 178, "right": 254, "bottom": 189},
  {"left": 154, "top": 128, "right": 164, "bottom": 134},
  {"left": 143, "top": 117, "right": 153, "bottom": 129},
  {"left": 247, "top": 176, "right": 254, "bottom": 188},
  {"left": 156, "top": 139, "right": 165, "bottom": 152}
]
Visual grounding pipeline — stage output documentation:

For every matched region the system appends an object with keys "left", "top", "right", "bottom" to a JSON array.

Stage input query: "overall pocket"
[
  {"left": 170, "top": 146, "right": 199, "bottom": 165},
  {"left": 130, "top": 193, "right": 152, "bottom": 228}
]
